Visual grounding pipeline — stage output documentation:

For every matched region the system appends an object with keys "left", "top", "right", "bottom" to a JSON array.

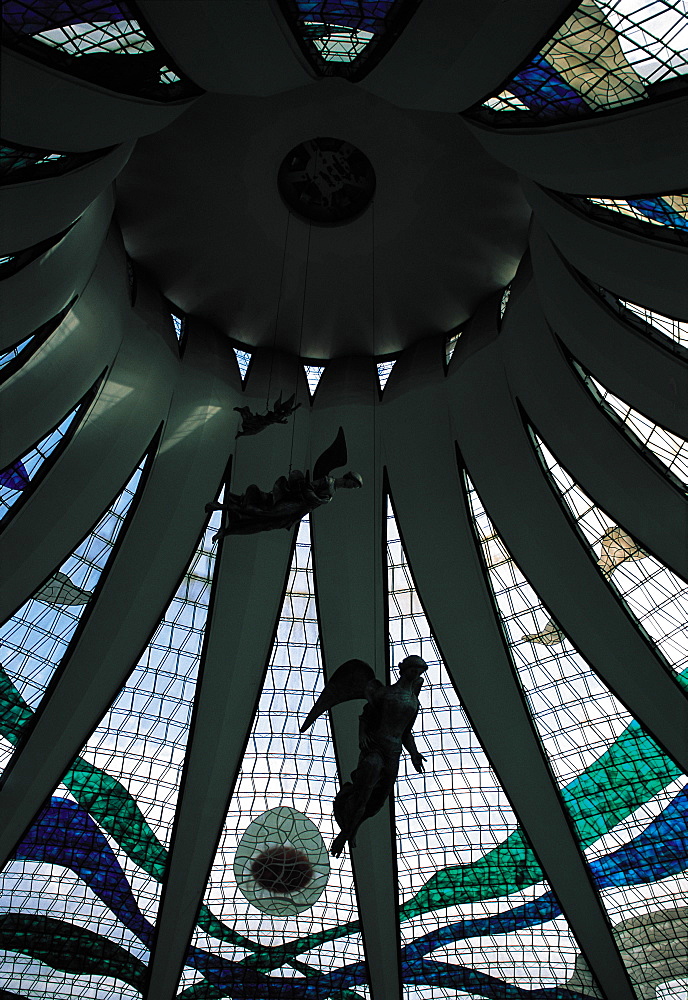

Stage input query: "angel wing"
[
  {"left": 300, "top": 658, "right": 380, "bottom": 733},
  {"left": 312, "top": 427, "right": 347, "bottom": 481}
]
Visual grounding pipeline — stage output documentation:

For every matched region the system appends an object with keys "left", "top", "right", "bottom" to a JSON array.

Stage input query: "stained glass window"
[
  {"left": 303, "top": 364, "right": 325, "bottom": 394},
  {"left": 387, "top": 501, "right": 604, "bottom": 997},
  {"left": 376, "top": 360, "right": 395, "bottom": 390},
  {"left": 2, "top": 0, "right": 195, "bottom": 100},
  {"left": 0, "top": 140, "right": 107, "bottom": 185},
  {"left": 582, "top": 193, "right": 688, "bottom": 238},
  {"left": 187, "top": 519, "right": 368, "bottom": 995},
  {"left": 0, "top": 461, "right": 145, "bottom": 733},
  {"left": 500, "top": 283, "right": 512, "bottom": 320},
  {"left": 0, "top": 506, "right": 224, "bottom": 997},
  {"left": 170, "top": 312, "right": 185, "bottom": 343},
  {"left": 0, "top": 402, "right": 86, "bottom": 523},
  {"left": 534, "top": 433, "right": 688, "bottom": 684},
  {"left": 620, "top": 297, "right": 688, "bottom": 351},
  {"left": 479, "top": 0, "right": 688, "bottom": 123},
  {"left": 233, "top": 348, "right": 252, "bottom": 381},
  {"left": 576, "top": 363, "right": 688, "bottom": 488},
  {"left": 279, "top": 0, "right": 418, "bottom": 78},
  {"left": 0, "top": 335, "right": 34, "bottom": 374},
  {"left": 0, "top": 301, "right": 77, "bottom": 382},
  {"left": 593, "top": 284, "right": 688, "bottom": 353},
  {"left": 445, "top": 331, "right": 461, "bottom": 366},
  {"left": 466, "top": 474, "right": 688, "bottom": 1000}
]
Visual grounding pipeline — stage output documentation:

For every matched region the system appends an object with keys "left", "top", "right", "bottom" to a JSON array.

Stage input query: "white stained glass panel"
[
  {"left": 191, "top": 520, "right": 367, "bottom": 987},
  {"left": 583, "top": 370, "right": 688, "bottom": 487},
  {"left": 387, "top": 502, "right": 598, "bottom": 997},
  {"left": 598, "top": 0, "right": 688, "bottom": 82},
  {"left": 0, "top": 462, "right": 144, "bottom": 730},
  {"left": 534, "top": 435, "right": 688, "bottom": 680},
  {"left": 34, "top": 21, "right": 154, "bottom": 56},
  {"left": 305, "top": 22, "right": 375, "bottom": 62}
]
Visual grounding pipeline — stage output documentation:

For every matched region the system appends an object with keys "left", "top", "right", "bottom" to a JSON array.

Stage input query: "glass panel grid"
[
  {"left": 584, "top": 194, "right": 688, "bottom": 237},
  {"left": 465, "top": 474, "right": 688, "bottom": 1000},
  {"left": 534, "top": 434, "right": 688, "bottom": 681},
  {"left": 376, "top": 360, "right": 395, "bottom": 390},
  {"left": 1, "top": 408, "right": 83, "bottom": 522},
  {"left": 290, "top": 1, "right": 396, "bottom": 64},
  {"left": 386, "top": 502, "right": 601, "bottom": 997},
  {"left": 233, "top": 348, "right": 251, "bottom": 381},
  {"left": 444, "top": 332, "right": 461, "bottom": 366},
  {"left": 0, "top": 462, "right": 145, "bottom": 728},
  {"left": 0, "top": 335, "right": 34, "bottom": 373},
  {"left": 619, "top": 297, "right": 688, "bottom": 350},
  {"left": 0, "top": 508, "right": 224, "bottom": 998},
  {"left": 170, "top": 314, "right": 184, "bottom": 343},
  {"left": 480, "top": 1, "right": 688, "bottom": 122},
  {"left": 303, "top": 364, "right": 325, "bottom": 394},
  {"left": 0, "top": 141, "right": 69, "bottom": 182},
  {"left": 2, "top": 0, "right": 185, "bottom": 94},
  {"left": 190, "top": 519, "right": 368, "bottom": 995},
  {"left": 579, "top": 366, "right": 688, "bottom": 487}
]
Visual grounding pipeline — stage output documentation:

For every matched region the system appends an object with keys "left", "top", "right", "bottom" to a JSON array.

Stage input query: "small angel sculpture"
[
  {"left": 300, "top": 656, "right": 429, "bottom": 857},
  {"left": 234, "top": 391, "right": 301, "bottom": 437}
]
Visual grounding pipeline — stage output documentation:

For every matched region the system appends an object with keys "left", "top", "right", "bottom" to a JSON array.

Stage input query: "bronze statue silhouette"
[
  {"left": 206, "top": 427, "right": 361, "bottom": 539},
  {"left": 206, "top": 470, "right": 361, "bottom": 540},
  {"left": 234, "top": 392, "right": 301, "bottom": 437},
  {"left": 300, "top": 656, "right": 429, "bottom": 856}
]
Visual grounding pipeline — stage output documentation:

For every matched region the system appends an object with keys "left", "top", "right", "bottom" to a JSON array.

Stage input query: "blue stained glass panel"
[
  {"left": 295, "top": 1, "right": 396, "bottom": 33},
  {"left": 0, "top": 408, "right": 82, "bottom": 521},
  {"left": 2, "top": 0, "right": 131, "bottom": 36},
  {"left": 507, "top": 54, "right": 590, "bottom": 119},
  {"left": 628, "top": 197, "right": 688, "bottom": 231},
  {"left": 0, "top": 461, "right": 30, "bottom": 492}
]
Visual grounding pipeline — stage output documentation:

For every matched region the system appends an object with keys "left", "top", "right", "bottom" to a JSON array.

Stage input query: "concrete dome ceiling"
[
  {"left": 116, "top": 80, "right": 531, "bottom": 358},
  {"left": 2, "top": 2, "right": 687, "bottom": 999}
]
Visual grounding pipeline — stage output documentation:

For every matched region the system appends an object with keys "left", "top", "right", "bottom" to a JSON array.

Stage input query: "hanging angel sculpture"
[
  {"left": 300, "top": 656, "right": 429, "bottom": 857},
  {"left": 206, "top": 428, "right": 362, "bottom": 540},
  {"left": 234, "top": 391, "right": 301, "bottom": 437}
]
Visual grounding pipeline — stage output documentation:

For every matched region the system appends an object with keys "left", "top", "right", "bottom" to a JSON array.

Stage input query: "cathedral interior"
[{"left": 1, "top": 1, "right": 688, "bottom": 998}]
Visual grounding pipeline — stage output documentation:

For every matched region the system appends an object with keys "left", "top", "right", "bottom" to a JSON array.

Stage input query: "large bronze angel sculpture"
[
  {"left": 206, "top": 427, "right": 361, "bottom": 540},
  {"left": 300, "top": 656, "right": 429, "bottom": 856}
]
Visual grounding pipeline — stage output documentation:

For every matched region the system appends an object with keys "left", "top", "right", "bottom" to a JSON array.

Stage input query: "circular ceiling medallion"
[{"left": 278, "top": 137, "right": 376, "bottom": 225}]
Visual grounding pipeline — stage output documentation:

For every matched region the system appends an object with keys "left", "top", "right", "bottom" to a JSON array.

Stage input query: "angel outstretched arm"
[{"left": 402, "top": 715, "right": 427, "bottom": 772}]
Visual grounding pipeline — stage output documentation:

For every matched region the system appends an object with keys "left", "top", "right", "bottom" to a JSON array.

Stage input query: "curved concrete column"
[
  {"left": 0, "top": 316, "right": 237, "bottom": 871},
  {"left": 382, "top": 335, "right": 636, "bottom": 1000},
  {"left": 362, "top": 0, "right": 573, "bottom": 112},
  {"left": 530, "top": 225, "right": 688, "bottom": 439},
  {"left": 138, "top": 0, "right": 311, "bottom": 95},
  {"left": 0, "top": 189, "right": 115, "bottom": 351},
  {"left": 145, "top": 350, "right": 307, "bottom": 1000},
  {"left": 0, "top": 271, "right": 179, "bottom": 625},
  {"left": 0, "top": 143, "right": 132, "bottom": 252},
  {"left": 1, "top": 46, "right": 199, "bottom": 152},
  {"left": 465, "top": 94, "right": 688, "bottom": 194},
  {"left": 500, "top": 269, "right": 688, "bottom": 579},
  {"left": 310, "top": 355, "right": 401, "bottom": 1000},
  {"left": 522, "top": 179, "right": 688, "bottom": 319},
  {"left": 447, "top": 337, "right": 688, "bottom": 774}
]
